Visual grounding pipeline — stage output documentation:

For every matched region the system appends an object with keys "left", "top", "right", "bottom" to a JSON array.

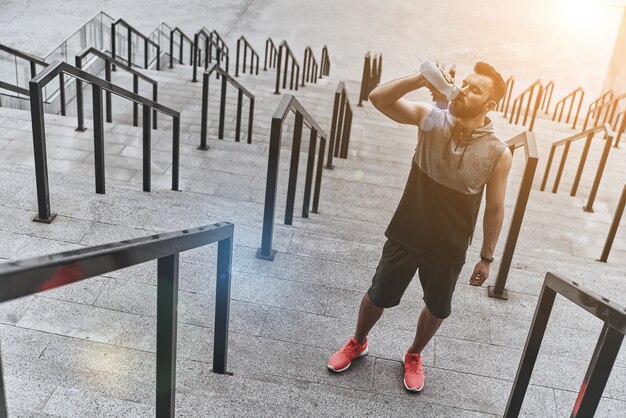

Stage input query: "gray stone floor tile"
[
  {"left": 0, "top": 296, "right": 37, "bottom": 326},
  {"left": 3, "top": 376, "right": 58, "bottom": 413},
  {"left": 553, "top": 388, "right": 626, "bottom": 418},
  {"left": 37, "top": 276, "right": 107, "bottom": 305},
  {"left": 42, "top": 386, "right": 154, "bottom": 417}
]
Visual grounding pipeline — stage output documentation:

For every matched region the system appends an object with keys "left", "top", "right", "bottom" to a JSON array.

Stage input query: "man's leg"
[
  {"left": 406, "top": 305, "right": 443, "bottom": 354},
  {"left": 353, "top": 292, "right": 384, "bottom": 344}
]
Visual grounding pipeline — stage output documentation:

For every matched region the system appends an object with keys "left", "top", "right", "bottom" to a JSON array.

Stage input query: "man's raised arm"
[{"left": 368, "top": 74, "right": 434, "bottom": 126}]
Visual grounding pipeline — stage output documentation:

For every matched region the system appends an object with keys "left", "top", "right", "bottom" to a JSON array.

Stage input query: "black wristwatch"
[{"left": 480, "top": 255, "right": 494, "bottom": 263}]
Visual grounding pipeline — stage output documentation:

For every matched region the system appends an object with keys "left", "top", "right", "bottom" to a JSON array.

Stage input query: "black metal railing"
[
  {"left": 358, "top": 52, "right": 382, "bottom": 106},
  {"left": 320, "top": 45, "right": 330, "bottom": 77},
  {"left": 487, "top": 131, "right": 539, "bottom": 300},
  {"left": 508, "top": 80, "right": 543, "bottom": 132},
  {"left": 198, "top": 64, "right": 255, "bottom": 150},
  {"left": 192, "top": 28, "right": 229, "bottom": 82},
  {"left": 169, "top": 27, "right": 194, "bottom": 68},
  {"left": 539, "top": 80, "right": 554, "bottom": 114},
  {"left": 111, "top": 18, "right": 161, "bottom": 71},
  {"left": 235, "top": 35, "right": 259, "bottom": 77},
  {"left": 540, "top": 124, "right": 614, "bottom": 213},
  {"left": 274, "top": 41, "right": 300, "bottom": 94},
  {"left": 28, "top": 61, "right": 180, "bottom": 223},
  {"left": 301, "top": 46, "right": 319, "bottom": 87},
  {"left": 611, "top": 107, "right": 626, "bottom": 148},
  {"left": 0, "top": 222, "right": 234, "bottom": 418},
  {"left": 581, "top": 90, "right": 614, "bottom": 131},
  {"left": 256, "top": 95, "right": 328, "bottom": 260},
  {"left": 583, "top": 93, "right": 626, "bottom": 135},
  {"left": 325, "top": 82, "right": 353, "bottom": 169},
  {"left": 75, "top": 47, "right": 159, "bottom": 131},
  {"left": 552, "top": 86, "right": 584, "bottom": 130},
  {"left": 0, "top": 43, "right": 67, "bottom": 115},
  {"left": 504, "top": 272, "right": 625, "bottom": 418},
  {"left": 598, "top": 184, "right": 626, "bottom": 263},
  {"left": 264, "top": 38, "right": 278, "bottom": 71},
  {"left": 498, "top": 76, "right": 515, "bottom": 114}
]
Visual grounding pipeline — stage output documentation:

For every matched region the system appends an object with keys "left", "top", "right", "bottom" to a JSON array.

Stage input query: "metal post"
[
  {"left": 334, "top": 93, "right": 346, "bottom": 158},
  {"left": 247, "top": 98, "right": 254, "bottom": 144},
  {"left": 105, "top": 61, "right": 112, "bottom": 123},
  {"left": 199, "top": 71, "right": 209, "bottom": 150},
  {"left": 312, "top": 137, "right": 326, "bottom": 214},
  {"left": 218, "top": 74, "right": 227, "bottom": 140},
  {"left": 243, "top": 43, "right": 247, "bottom": 75},
  {"left": 204, "top": 38, "right": 209, "bottom": 70},
  {"left": 289, "top": 60, "right": 295, "bottom": 90},
  {"left": 540, "top": 146, "right": 556, "bottom": 192},
  {"left": 570, "top": 132, "right": 594, "bottom": 196},
  {"left": 29, "top": 81, "right": 56, "bottom": 223},
  {"left": 358, "top": 54, "right": 370, "bottom": 106},
  {"left": 133, "top": 74, "right": 139, "bottom": 127},
  {"left": 341, "top": 107, "right": 353, "bottom": 159},
  {"left": 127, "top": 26, "right": 132, "bottom": 69},
  {"left": 92, "top": 85, "right": 106, "bottom": 195},
  {"left": 326, "top": 91, "right": 340, "bottom": 169},
  {"left": 179, "top": 34, "right": 184, "bottom": 65},
  {"left": 143, "top": 104, "right": 151, "bottom": 192},
  {"left": 235, "top": 89, "right": 243, "bottom": 142},
  {"left": 285, "top": 112, "right": 304, "bottom": 226},
  {"left": 75, "top": 56, "right": 86, "bottom": 132},
  {"left": 302, "top": 129, "right": 317, "bottom": 218},
  {"left": 585, "top": 135, "right": 613, "bottom": 213},
  {"left": 235, "top": 39, "right": 240, "bottom": 77},
  {"left": 172, "top": 116, "right": 180, "bottom": 192},
  {"left": 573, "top": 92, "right": 584, "bottom": 130},
  {"left": 152, "top": 84, "right": 158, "bottom": 130},
  {"left": 615, "top": 110, "right": 626, "bottom": 148},
  {"left": 144, "top": 38, "right": 149, "bottom": 69},
  {"left": 257, "top": 117, "right": 282, "bottom": 260},
  {"left": 528, "top": 86, "right": 543, "bottom": 132},
  {"left": 282, "top": 49, "right": 289, "bottom": 90},
  {"left": 169, "top": 31, "right": 174, "bottom": 69},
  {"left": 59, "top": 73, "right": 66, "bottom": 116},
  {"left": 274, "top": 46, "right": 282, "bottom": 95},
  {"left": 155, "top": 253, "right": 179, "bottom": 417},
  {"left": 599, "top": 185, "right": 626, "bottom": 262},
  {"left": 192, "top": 34, "right": 199, "bottom": 83},
  {"left": 295, "top": 65, "right": 299, "bottom": 91},
  {"left": 214, "top": 234, "right": 234, "bottom": 375},
  {"left": 489, "top": 146, "right": 538, "bottom": 299},
  {"left": 111, "top": 23, "right": 117, "bottom": 71},
  {"left": 156, "top": 45, "right": 160, "bottom": 71},
  {"left": 552, "top": 142, "right": 570, "bottom": 193},
  {"left": 0, "top": 350, "right": 6, "bottom": 418},
  {"left": 264, "top": 40, "right": 269, "bottom": 71},
  {"left": 503, "top": 283, "right": 557, "bottom": 416}
]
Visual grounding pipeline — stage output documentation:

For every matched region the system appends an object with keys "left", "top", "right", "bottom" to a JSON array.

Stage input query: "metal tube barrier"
[
  {"left": 0, "top": 222, "right": 235, "bottom": 418},
  {"left": 208, "top": 29, "right": 230, "bottom": 77},
  {"left": 612, "top": 109, "right": 626, "bottom": 148},
  {"left": 320, "top": 45, "right": 331, "bottom": 77},
  {"left": 325, "top": 82, "right": 353, "bottom": 169},
  {"left": 552, "top": 87, "right": 584, "bottom": 130},
  {"left": 235, "top": 35, "right": 260, "bottom": 77},
  {"left": 257, "top": 95, "right": 328, "bottom": 261},
  {"left": 28, "top": 60, "right": 181, "bottom": 223},
  {"left": 358, "top": 52, "right": 382, "bottom": 106},
  {"left": 111, "top": 18, "right": 161, "bottom": 71},
  {"left": 539, "top": 80, "right": 554, "bottom": 114},
  {"left": 301, "top": 46, "right": 319, "bottom": 87},
  {"left": 169, "top": 27, "right": 193, "bottom": 68},
  {"left": 274, "top": 41, "right": 300, "bottom": 94},
  {"left": 598, "top": 184, "right": 626, "bottom": 262},
  {"left": 192, "top": 29, "right": 229, "bottom": 82},
  {"left": 582, "top": 90, "right": 614, "bottom": 131},
  {"left": 264, "top": 38, "right": 278, "bottom": 71},
  {"left": 540, "top": 124, "right": 614, "bottom": 213},
  {"left": 487, "top": 131, "right": 538, "bottom": 300},
  {"left": 508, "top": 80, "right": 543, "bottom": 132},
  {"left": 499, "top": 76, "right": 515, "bottom": 115},
  {"left": 504, "top": 272, "right": 625, "bottom": 418},
  {"left": 198, "top": 64, "right": 255, "bottom": 150},
  {"left": 75, "top": 47, "right": 160, "bottom": 131}
]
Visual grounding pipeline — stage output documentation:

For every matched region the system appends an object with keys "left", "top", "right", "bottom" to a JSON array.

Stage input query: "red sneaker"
[
  {"left": 403, "top": 351, "right": 425, "bottom": 392},
  {"left": 327, "top": 337, "right": 368, "bottom": 372}
]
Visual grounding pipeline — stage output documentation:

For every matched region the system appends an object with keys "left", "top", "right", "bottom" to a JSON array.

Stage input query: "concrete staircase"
[{"left": 0, "top": 55, "right": 625, "bottom": 417}]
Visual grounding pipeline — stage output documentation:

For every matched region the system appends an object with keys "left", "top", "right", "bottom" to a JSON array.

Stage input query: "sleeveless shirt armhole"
[{"left": 484, "top": 143, "right": 509, "bottom": 184}]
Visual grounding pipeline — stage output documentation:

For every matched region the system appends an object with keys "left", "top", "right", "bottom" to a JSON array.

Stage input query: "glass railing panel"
[{"left": 0, "top": 50, "right": 18, "bottom": 88}]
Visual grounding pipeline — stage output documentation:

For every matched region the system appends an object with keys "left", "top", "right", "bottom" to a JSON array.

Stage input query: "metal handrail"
[
  {"left": 44, "top": 11, "right": 115, "bottom": 60},
  {"left": 552, "top": 86, "right": 584, "bottom": 129},
  {"left": 505, "top": 272, "right": 625, "bottom": 417},
  {"left": 499, "top": 76, "right": 515, "bottom": 114},
  {"left": 0, "top": 43, "right": 47, "bottom": 66},
  {"left": 325, "top": 81, "right": 353, "bottom": 169},
  {"left": 598, "top": 184, "right": 626, "bottom": 262},
  {"left": 0, "top": 222, "right": 235, "bottom": 418},
  {"left": 612, "top": 109, "right": 626, "bottom": 148},
  {"left": 199, "top": 64, "right": 255, "bottom": 150},
  {"left": 539, "top": 80, "right": 554, "bottom": 114},
  {"left": 207, "top": 28, "right": 229, "bottom": 54},
  {"left": 358, "top": 52, "right": 382, "bottom": 106},
  {"left": 487, "top": 131, "right": 539, "bottom": 300},
  {"left": 508, "top": 79, "right": 543, "bottom": 131},
  {"left": 192, "top": 28, "right": 229, "bottom": 82},
  {"left": 320, "top": 45, "right": 330, "bottom": 77},
  {"left": 264, "top": 38, "right": 278, "bottom": 71},
  {"left": 257, "top": 95, "right": 328, "bottom": 260},
  {"left": 235, "top": 35, "right": 259, "bottom": 77},
  {"left": 0, "top": 80, "right": 30, "bottom": 96},
  {"left": 583, "top": 93, "right": 626, "bottom": 137},
  {"left": 75, "top": 47, "right": 159, "bottom": 131},
  {"left": 170, "top": 27, "right": 194, "bottom": 68},
  {"left": 301, "top": 46, "right": 319, "bottom": 87},
  {"left": 28, "top": 60, "right": 180, "bottom": 223},
  {"left": 582, "top": 90, "right": 614, "bottom": 131},
  {"left": 274, "top": 41, "right": 301, "bottom": 94},
  {"left": 111, "top": 18, "right": 161, "bottom": 71},
  {"left": 540, "top": 123, "right": 614, "bottom": 213}
]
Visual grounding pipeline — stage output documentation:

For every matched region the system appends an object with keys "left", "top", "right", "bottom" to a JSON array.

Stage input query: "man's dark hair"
[{"left": 474, "top": 62, "right": 505, "bottom": 104}]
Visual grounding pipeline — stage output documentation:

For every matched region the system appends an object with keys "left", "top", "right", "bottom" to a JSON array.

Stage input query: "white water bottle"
[{"left": 419, "top": 61, "right": 460, "bottom": 101}]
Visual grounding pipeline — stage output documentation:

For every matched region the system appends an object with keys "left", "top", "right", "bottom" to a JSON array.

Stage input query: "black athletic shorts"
[{"left": 367, "top": 238, "right": 463, "bottom": 319}]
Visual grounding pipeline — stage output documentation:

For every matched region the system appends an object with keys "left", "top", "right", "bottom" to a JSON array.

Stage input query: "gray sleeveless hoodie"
[{"left": 385, "top": 107, "right": 508, "bottom": 265}]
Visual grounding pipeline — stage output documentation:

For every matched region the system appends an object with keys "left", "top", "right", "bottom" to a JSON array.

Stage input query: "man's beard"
[{"left": 449, "top": 98, "right": 487, "bottom": 118}]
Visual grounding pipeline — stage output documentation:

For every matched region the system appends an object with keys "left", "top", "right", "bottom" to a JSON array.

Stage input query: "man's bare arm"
[{"left": 368, "top": 74, "right": 434, "bottom": 125}]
